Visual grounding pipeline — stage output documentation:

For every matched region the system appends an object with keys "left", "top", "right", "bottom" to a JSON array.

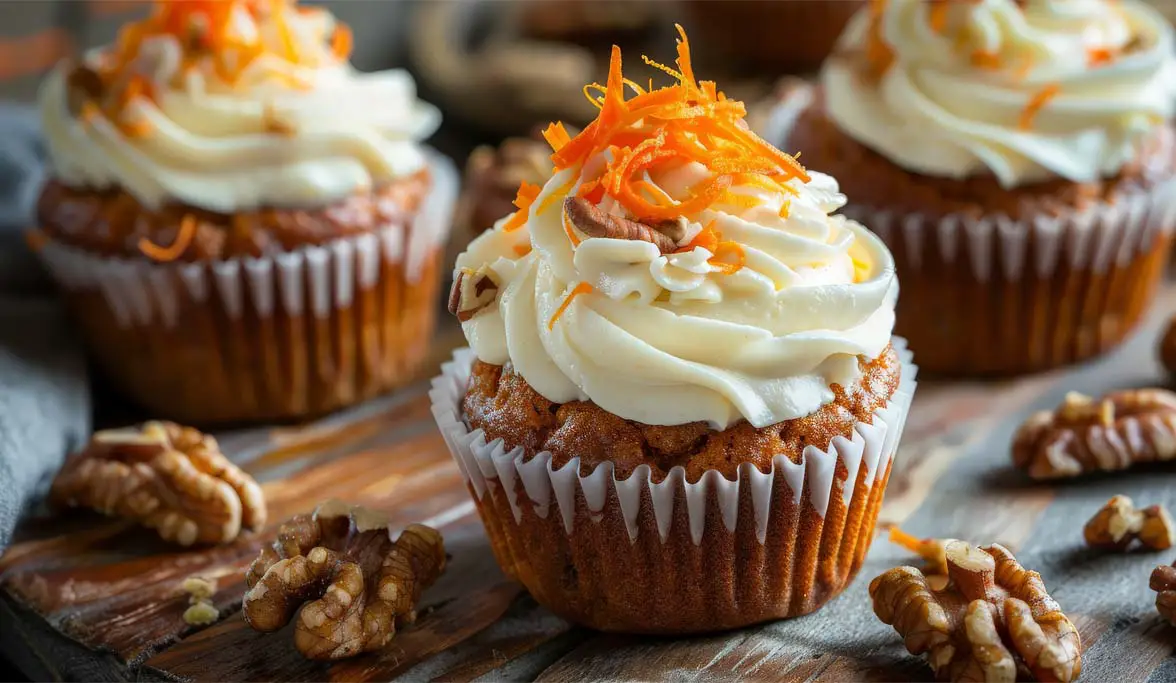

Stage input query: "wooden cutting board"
[{"left": 3, "top": 300, "right": 1176, "bottom": 682}]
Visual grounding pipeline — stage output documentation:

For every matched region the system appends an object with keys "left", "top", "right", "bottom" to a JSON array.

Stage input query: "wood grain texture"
[{"left": 3, "top": 299, "right": 1176, "bottom": 681}]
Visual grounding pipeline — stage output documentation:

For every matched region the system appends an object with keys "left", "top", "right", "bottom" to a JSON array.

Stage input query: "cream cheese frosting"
[
  {"left": 40, "top": 2, "right": 440, "bottom": 213},
  {"left": 455, "top": 30, "right": 897, "bottom": 430},
  {"left": 823, "top": 0, "right": 1176, "bottom": 187}
]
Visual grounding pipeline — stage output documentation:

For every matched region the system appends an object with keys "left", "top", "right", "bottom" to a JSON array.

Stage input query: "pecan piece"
[
  {"left": 447, "top": 265, "right": 500, "bottom": 322},
  {"left": 50, "top": 422, "right": 266, "bottom": 546},
  {"left": 1084, "top": 495, "right": 1174, "bottom": 552},
  {"left": 66, "top": 63, "right": 105, "bottom": 115},
  {"left": 563, "top": 196, "right": 684, "bottom": 253},
  {"left": 1011, "top": 389, "right": 1176, "bottom": 479},
  {"left": 243, "top": 500, "right": 446, "bottom": 660},
  {"left": 1152, "top": 562, "right": 1176, "bottom": 626},
  {"left": 871, "top": 541, "right": 1082, "bottom": 682}
]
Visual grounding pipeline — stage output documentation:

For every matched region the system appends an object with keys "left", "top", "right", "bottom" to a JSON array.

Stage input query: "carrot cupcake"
[
  {"left": 786, "top": 0, "right": 1176, "bottom": 376},
  {"left": 31, "top": 0, "right": 456, "bottom": 423},
  {"left": 432, "top": 29, "right": 917, "bottom": 634}
]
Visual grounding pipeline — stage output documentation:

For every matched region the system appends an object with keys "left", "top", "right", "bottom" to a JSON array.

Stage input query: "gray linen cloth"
[{"left": 0, "top": 105, "right": 91, "bottom": 550}]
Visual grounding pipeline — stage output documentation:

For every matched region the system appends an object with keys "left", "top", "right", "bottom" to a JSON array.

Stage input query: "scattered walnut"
[
  {"left": 1011, "top": 389, "right": 1176, "bottom": 479},
  {"left": 180, "top": 575, "right": 220, "bottom": 626},
  {"left": 1152, "top": 563, "right": 1176, "bottom": 626},
  {"left": 448, "top": 266, "right": 500, "bottom": 322},
  {"left": 563, "top": 196, "right": 684, "bottom": 253},
  {"left": 870, "top": 541, "right": 1082, "bottom": 683},
  {"left": 1161, "top": 317, "right": 1176, "bottom": 377},
  {"left": 1084, "top": 495, "right": 1174, "bottom": 552},
  {"left": 243, "top": 500, "right": 446, "bottom": 660},
  {"left": 459, "top": 135, "right": 556, "bottom": 236},
  {"left": 50, "top": 422, "right": 266, "bottom": 546},
  {"left": 183, "top": 601, "right": 220, "bottom": 626}
]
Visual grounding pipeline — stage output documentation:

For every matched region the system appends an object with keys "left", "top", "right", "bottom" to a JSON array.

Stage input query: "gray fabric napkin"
[{"left": 0, "top": 105, "right": 91, "bottom": 550}]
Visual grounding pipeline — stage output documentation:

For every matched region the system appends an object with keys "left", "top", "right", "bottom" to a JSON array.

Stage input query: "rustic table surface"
[{"left": 3, "top": 288, "right": 1176, "bottom": 683}]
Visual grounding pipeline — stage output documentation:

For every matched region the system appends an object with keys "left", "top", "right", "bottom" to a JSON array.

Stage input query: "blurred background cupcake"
[
  {"left": 784, "top": 0, "right": 1176, "bottom": 376},
  {"left": 28, "top": 0, "right": 457, "bottom": 424}
]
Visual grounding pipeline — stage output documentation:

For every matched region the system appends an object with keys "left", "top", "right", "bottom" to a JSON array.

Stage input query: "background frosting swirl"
[
  {"left": 824, "top": 0, "right": 1176, "bottom": 187},
  {"left": 40, "top": 4, "right": 440, "bottom": 213},
  {"left": 457, "top": 163, "right": 897, "bottom": 430}
]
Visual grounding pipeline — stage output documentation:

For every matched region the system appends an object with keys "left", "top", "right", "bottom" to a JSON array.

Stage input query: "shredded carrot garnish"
[
  {"left": 678, "top": 219, "right": 721, "bottom": 254},
  {"left": 537, "top": 175, "right": 576, "bottom": 215},
  {"left": 80, "top": 102, "right": 103, "bottom": 123},
  {"left": 547, "top": 25, "right": 808, "bottom": 227},
  {"left": 513, "top": 243, "right": 532, "bottom": 257},
  {"left": 331, "top": 24, "right": 353, "bottom": 61},
  {"left": 778, "top": 199, "right": 792, "bottom": 219},
  {"left": 928, "top": 1, "right": 949, "bottom": 33},
  {"left": 542, "top": 122, "right": 573, "bottom": 154},
  {"left": 1087, "top": 46, "right": 1115, "bottom": 67},
  {"left": 548, "top": 283, "right": 594, "bottom": 330},
  {"left": 502, "top": 182, "right": 542, "bottom": 232},
  {"left": 77, "top": 0, "right": 353, "bottom": 131},
  {"left": 562, "top": 212, "right": 583, "bottom": 247},
  {"left": 716, "top": 191, "right": 760, "bottom": 210},
  {"left": 1018, "top": 83, "right": 1060, "bottom": 130},
  {"left": 970, "top": 50, "right": 1001, "bottom": 69},
  {"left": 708, "top": 241, "right": 745, "bottom": 275},
  {"left": 139, "top": 214, "right": 198, "bottom": 262}
]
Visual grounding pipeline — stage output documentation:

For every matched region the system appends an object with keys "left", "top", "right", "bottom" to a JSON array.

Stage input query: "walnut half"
[
  {"left": 243, "top": 501, "right": 446, "bottom": 661},
  {"left": 1084, "top": 495, "right": 1174, "bottom": 552},
  {"left": 1152, "top": 562, "right": 1176, "bottom": 627},
  {"left": 870, "top": 541, "right": 1082, "bottom": 683},
  {"left": 1011, "top": 389, "right": 1176, "bottom": 479},
  {"left": 50, "top": 422, "right": 266, "bottom": 546}
]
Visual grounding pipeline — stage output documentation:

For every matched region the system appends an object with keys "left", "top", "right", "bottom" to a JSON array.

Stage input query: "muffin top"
[
  {"left": 39, "top": 0, "right": 439, "bottom": 214},
  {"left": 824, "top": 0, "right": 1176, "bottom": 188},
  {"left": 454, "top": 28, "right": 898, "bottom": 431}
]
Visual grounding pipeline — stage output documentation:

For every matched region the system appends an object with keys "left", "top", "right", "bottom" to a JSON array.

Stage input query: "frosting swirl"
[
  {"left": 824, "top": 0, "right": 1176, "bottom": 187},
  {"left": 456, "top": 31, "right": 897, "bottom": 430},
  {"left": 40, "top": 1, "right": 439, "bottom": 213}
]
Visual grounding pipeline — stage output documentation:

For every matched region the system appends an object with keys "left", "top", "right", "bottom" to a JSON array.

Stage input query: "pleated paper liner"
[
  {"left": 761, "top": 83, "right": 1176, "bottom": 376},
  {"left": 846, "top": 187, "right": 1176, "bottom": 375},
  {"left": 430, "top": 341, "right": 918, "bottom": 634},
  {"left": 36, "top": 153, "right": 458, "bottom": 424}
]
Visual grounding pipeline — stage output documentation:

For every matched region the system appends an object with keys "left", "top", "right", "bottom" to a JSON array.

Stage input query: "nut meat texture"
[
  {"left": 1152, "top": 562, "right": 1176, "bottom": 627},
  {"left": 243, "top": 500, "right": 446, "bottom": 660},
  {"left": 870, "top": 541, "right": 1081, "bottom": 683},
  {"left": 1084, "top": 495, "right": 1175, "bottom": 552},
  {"left": 1012, "top": 390, "right": 1176, "bottom": 479},
  {"left": 50, "top": 422, "right": 266, "bottom": 546}
]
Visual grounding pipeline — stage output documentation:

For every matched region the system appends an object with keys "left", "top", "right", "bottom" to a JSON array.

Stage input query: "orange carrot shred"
[
  {"left": 542, "top": 122, "right": 572, "bottom": 153},
  {"left": 513, "top": 243, "right": 532, "bottom": 257},
  {"left": 928, "top": 2, "right": 949, "bottom": 33},
  {"left": 562, "top": 212, "right": 583, "bottom": 247},
  {"left": 331, "top": 24, "right": 353, "bottom": 60},
  {"left": 709, "top": 241, "right": 745, "bottom": 275},
  {"left": 537, "top": 175, "right": 576, "bottom": 215},
  {"left": 1019, "top": 83, "right": 1060, "bottom": 130},
  {"left": 502, "top": 182, "right": 542, "bottom": 232},
  {"left": 548, "top": 282, "right": 594, "bottom": 330},
  {"left": 971, "top": 50, "right": 1001, "bottom": 69},
  {"left": 1087, "top": 46, "right": 1115, "bottom": 67},
  {"left": 139, "top": 214, "right": 198, "bottom": 262}
]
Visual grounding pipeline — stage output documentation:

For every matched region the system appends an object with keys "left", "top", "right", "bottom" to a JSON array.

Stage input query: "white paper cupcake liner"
[
  {"left": 760, "top": 81, "right": 1176, "bottom": 284},
  {"left": 35, "top": 150, "right": 458, "bottom": 330},
  {"left": 430, "top": 339, "right": 917, "bottom": 546}
]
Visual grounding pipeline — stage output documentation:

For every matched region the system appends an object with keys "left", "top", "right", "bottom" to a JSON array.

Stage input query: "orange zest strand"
[
  {"left": 512, "top": 243, "right": 532, "bottom": 257},
  {"left": 708, "top": 241, "right": 746, "bottom": 275},
  {"left": 678, "top": 219, "right": 720, "bottom": 254},
  {"left": 778, "top": 199, "right": 792, "bottom": 219},
  {"left": 139, "top": 214, "right": 197, "bottom": 262},
  {"left": 548, "top": 283, "right": 594, "bottom": 330},
  {"left": 542, "top": 122, "right": 572, "bottom": 153},
  {"left": 887, "top": 526, "right": 943, "bottom": 564},
  {"left": 1019, "top": 83, "right": 1060, "bottom": 130},
  {"left": 502, "top": 182, "right": 542, "bottom": 232}
]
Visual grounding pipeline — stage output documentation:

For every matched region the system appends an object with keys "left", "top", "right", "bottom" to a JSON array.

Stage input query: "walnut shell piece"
[
  {"left": 1083, "top": 495, "right": 1174, "bottom": 552},
  {"left": 1152, "top": 563, "right": 1176, "bottom": 626},
  {"left": 870, "top": 541, "right": 1082, "bottom": 683},
  {"left": 49, "top": 422, "right": 266, "bottom": 546},
  {"left": 1011, "top": 389, "right": 1176, "bottom": 479},
  {"left": 242, "top": 501, "right": 446, "bottom": 661}
]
